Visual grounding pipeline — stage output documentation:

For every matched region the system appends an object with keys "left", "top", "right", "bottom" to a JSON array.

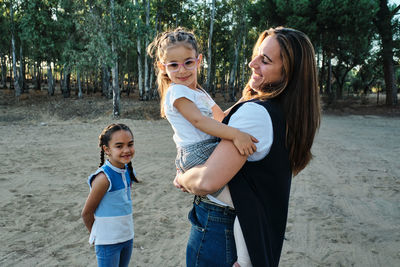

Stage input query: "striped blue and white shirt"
[{"left": 88, "top": 160, "right": 135, "bottom": 245}]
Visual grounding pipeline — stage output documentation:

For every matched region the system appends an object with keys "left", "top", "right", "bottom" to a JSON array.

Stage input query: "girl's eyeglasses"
[{"left": 163, "top": 57, "right": 199, "bottom": 73}]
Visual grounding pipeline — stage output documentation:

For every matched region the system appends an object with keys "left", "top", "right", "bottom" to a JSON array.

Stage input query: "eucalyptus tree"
[
  {"left": 134, "top": 0, "right": 145, "bottom": 99},
  {"left": 77, "top": 0, "right": 113, "bottom": 98},
  {"left": 116, "top": 0, "right": 138, "bottom": 96},
  {"left": 19, "top": 0, "right": 59, "bottom": 94},
  {"left": 227, "top": 0, "right": 249, "bottom": 101},
  {"left": 205, "top": 0, "right": 253, "bottom": 98},
  {"left": 59, "top": 0, "right": 93, "bottom": 99},
  {"left": 10, "top": 0, "right": 21, "bottom": 96},
  {"left": 143, "top": 0, "right": 150, "bottom": 100},
  {"left": 205, "top": 0, "right": 216, "bottom": 94},
  {"left": 56, "top": 0, "right": 82, "bottom": 98}
]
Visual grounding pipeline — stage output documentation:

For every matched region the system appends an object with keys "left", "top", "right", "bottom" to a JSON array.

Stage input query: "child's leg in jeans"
[
  {"left": 234, "top": 216, "right": 252, "bottom": 267},
  {"left": 215, "top": 188, "right": 251, "bottom": 266}
]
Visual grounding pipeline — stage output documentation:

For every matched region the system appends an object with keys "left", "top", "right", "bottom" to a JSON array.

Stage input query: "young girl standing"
[
  {"left": 82, "top": 123, "right": 139, "bottom": 267},
  {"left": 148, "top": 27, "right": 255, "bottom": 267}
]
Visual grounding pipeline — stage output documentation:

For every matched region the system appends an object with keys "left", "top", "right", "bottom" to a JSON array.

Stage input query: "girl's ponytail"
[
  {"left": 127, "top": 161, "right": 139, "bottom": 184},
  {"left": 99, "top": 149, "right": 105, "bottom": 168}
]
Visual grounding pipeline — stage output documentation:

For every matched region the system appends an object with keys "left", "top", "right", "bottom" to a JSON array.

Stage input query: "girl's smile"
[
  {"left": 104, "top": 130, "right": 135, "bottom": 169},
  {"left": 176, "top": 74, "right": 192, "bottom": 81}
]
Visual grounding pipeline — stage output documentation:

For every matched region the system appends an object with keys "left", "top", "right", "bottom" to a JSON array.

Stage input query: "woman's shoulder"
[
  {"left": 235, "top": 101, "right": 271, "bottom": 119},
  {"left": 230, "top": 101, "right": 273, "bottom": 161}
]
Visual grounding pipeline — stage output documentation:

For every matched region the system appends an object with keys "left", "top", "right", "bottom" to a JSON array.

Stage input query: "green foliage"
[
  {"left": 19, "top": 0, "right": 60, "bottom": 61},
  {"left": 0, "top": 0, "right": 398, "bottom": 104},
  {"left": 0, "top": 2, "right": 10, "bottom": 57}
]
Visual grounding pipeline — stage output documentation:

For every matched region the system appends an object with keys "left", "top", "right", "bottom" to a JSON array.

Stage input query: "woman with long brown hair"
[{"left": 175, "top": 27, "right": 321, "bottom": 266}]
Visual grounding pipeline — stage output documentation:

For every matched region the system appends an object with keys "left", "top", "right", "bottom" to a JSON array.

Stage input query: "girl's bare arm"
[
  {"left": 81, "top": 173, "right": 109, "bottom": 232},
  {"left": 174, "top": 97, "right": 257, "bottom": 156}
]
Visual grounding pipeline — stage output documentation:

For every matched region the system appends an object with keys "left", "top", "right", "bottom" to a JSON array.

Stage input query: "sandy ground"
[{"left": 0, "top": 94, "right": 399, "bottom": 266}]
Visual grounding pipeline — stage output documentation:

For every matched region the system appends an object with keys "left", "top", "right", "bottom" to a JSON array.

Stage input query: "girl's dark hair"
[{"left": 99, "top": 123, "right": 139, "bottom": 183}]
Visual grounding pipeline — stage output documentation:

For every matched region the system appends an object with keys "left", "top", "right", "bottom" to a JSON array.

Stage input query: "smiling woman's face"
[{"left": 248, "top": 35, "right": 283, "bottom": 92}]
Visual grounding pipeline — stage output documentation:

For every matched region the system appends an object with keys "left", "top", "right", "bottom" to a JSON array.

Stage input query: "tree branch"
[{"left": 391, "top": 4, "right": 400, "bottom": 18}]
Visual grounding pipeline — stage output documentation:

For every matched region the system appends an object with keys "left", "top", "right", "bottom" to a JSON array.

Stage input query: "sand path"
[{"left": 0, "top": 114, "right": 399, "bottom": 266}]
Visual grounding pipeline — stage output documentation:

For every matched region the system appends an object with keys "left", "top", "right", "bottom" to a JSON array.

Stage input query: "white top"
[
  {"left": 164, "top": 84, "right": 216, "bottom": 147},
  {"left": 229, "top": 102, "right": 273, "bottom": 161},
  {"left": 207, "top": 102, "right": 273, "bottom": 205}
]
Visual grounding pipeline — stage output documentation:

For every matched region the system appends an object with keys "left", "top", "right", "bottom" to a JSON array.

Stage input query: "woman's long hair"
[{"left": 243, "top": 27, "right": 321, "bottom": 176}]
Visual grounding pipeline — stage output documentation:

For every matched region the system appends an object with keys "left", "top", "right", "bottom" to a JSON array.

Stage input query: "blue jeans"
[
  {"left": 95, "top": 239, "right": 133, "bottom": 267},
  {"left": 186, "top": 197, "right": 237, "bottom": 267}
]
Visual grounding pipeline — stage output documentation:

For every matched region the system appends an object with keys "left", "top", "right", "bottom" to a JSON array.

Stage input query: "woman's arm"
[
  {"left": 176, "top": 139, "right": 247, "bottom": 195},
  {"left": 81, "top": 173, "right": 109, "bottom": 232},
  {"left": 174, "top": 97, "right": 257, "bottom": 156}
]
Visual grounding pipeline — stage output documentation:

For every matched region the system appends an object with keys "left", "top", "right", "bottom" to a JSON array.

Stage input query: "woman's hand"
[
  {"left": 177, "top": 139, "right": 248, "bottom": 196},
  {"left": 173, "top": 170, "right": 188, "bottom": 193}
]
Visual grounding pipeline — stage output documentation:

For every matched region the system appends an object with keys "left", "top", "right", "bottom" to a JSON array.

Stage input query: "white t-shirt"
[
  {"left": 164, "top": 84, "right": 216, "bottom": 147},
  {"left": 206, "top": 102, "right": 273, "bottom": 205},
  {"left": 229, "top": 102, "right": 273, "bottom": 161}
]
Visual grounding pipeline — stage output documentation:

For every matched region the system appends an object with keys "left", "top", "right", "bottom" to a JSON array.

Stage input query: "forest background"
[
  {"left": 1, "top": 0, "right": 400, "bottom": 116},
  {"left": 1, "top": 1, "right": 400, "bottom": 266}
]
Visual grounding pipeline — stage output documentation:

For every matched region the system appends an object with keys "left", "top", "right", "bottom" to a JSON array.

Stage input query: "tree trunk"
[
  {"left": 11, "top": 37, "right": 20, "bottom": 96},
  {"left": 206, "top": 0, "right": 216, "bottom": 94},
  {"left": 137, "top": 36, "right": 144, "bottom": 99},
  {"left": 62, "top": 65, "right": 71, "bottom": 98},
  {"left": 375, "top": 0, "right": 398, "bottom": 106},
  {"left": 47, "top": 61, "right": 55, "bottom": 95},
  {"left": 134, "top": 0, "right": 144, "bottom": 99},
  {"left": 229, "top": 11, "right": 245, "bottom": 101},
  {"left": 19, "top": 44, "right": 27, "bottom": 93},
  {"left": 35, "top": 63, "right": 41, "bottom": 91},
  {"left": 102, "top": 65, "right": 109, "bottom": 97},
  {"left": 334, "top": 66, "right": 352, "bottom": 100},
  {"left": 10, "top": 2, "right": 21, "bottom": 97},
  {"left": 84, "top": 72, "right": 88, "bottom": 94},
  {"left": 9, "top": 52, "right": 13, "bottom": 89},
  {"left": 111, "top": 0, "right": 120, "bottom": 117},
  {"left": 320, "top": 50, "right": 326, "bottom": 93},
  {"left": 77, "top": 70, "right": 82, "bottom": 99},
  {"left": 143, "top": 0, "right": 150, "bottom": 100},
  {"left": 326, "top": 56, "right": 333, "bottom": 102},
  {"left": 229, "top": 37, "right": 241, "bottom": 101},
  {"left": 240, "top": 32, "right": 247, "bottom": 93},
  {"left": 222, "top": 65, "right": 227, "bottom": 101},
  {"left": 149, "top": 61, "right": 156, "bottom": 99},
  {"left": 0, "top": 56, "right": 6, "bottom": 88}
]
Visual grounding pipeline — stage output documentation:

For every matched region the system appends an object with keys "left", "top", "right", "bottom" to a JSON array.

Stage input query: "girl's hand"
[{"left": 232, "top": 131, "right": 258, "bottom": 156}]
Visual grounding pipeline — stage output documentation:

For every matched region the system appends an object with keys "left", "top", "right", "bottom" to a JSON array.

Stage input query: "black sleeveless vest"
[{"left": 224, "top": 99, "right": 292, "bottom": 267}]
